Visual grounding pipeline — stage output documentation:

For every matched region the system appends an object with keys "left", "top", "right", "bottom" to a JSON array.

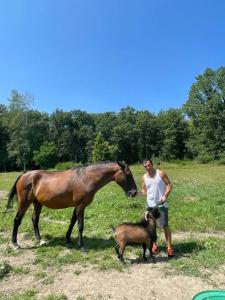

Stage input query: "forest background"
[{"left": 1, "top": 66, "right": 225, "bottom": 171}]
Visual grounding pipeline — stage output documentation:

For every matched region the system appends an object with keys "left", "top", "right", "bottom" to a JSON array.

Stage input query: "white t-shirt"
[{"left": 144, "top": 169, "right": 168, "bottom": 208}]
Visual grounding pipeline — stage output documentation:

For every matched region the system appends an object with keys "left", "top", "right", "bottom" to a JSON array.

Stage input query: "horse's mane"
[
  {"left": 72, "top": 161, "right": 116, "bottom": 170},
  {"left": 71, "top": 161, "right": 127, "bottom": 174},
  {"left": 71, "top": 161, "right": 117, "bottom": 175}
]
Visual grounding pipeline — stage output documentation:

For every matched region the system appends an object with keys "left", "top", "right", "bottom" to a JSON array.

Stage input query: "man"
[{"left": 140, "top": 159, "right": 174, "bottom": 258}]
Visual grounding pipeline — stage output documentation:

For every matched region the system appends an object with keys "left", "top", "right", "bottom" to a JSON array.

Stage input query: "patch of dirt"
[
  {"left": 0, "top": 232, "right": 225, "bottom": 300},
  {"left": 42, "top": 216, "right": 68, "bottom": 225},
  {"left": 182, "top": 196, "right": 199, "bottom": 202},
  {"left": 0, "top": 259, "right": 222, "bottom": 300},
  {"left": 172, "top": 231, "right": 225, "bottom": 240}
]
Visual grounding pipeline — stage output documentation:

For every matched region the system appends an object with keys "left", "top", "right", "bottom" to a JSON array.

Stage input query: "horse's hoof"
[
  {"left": 12, "top": 243, "right": 21, "bottom": 250},
  {"left": 79, "top": 246, "right": 88, "bottom": 254},
  {"left": 39, "top": 240, "right": 47, "bottom": 246}
]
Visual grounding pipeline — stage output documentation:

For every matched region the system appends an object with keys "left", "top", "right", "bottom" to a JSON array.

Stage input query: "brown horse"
[{"left": 6, "top": 161, "right": 137, "bottom": 250}]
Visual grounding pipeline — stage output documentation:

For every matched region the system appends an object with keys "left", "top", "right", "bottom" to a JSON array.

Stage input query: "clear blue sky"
[{"left": 0, "top": 0, "right": 225, "bottom": 114}]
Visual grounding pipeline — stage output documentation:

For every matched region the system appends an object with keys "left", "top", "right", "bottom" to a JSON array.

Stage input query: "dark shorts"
[{"left": 147, "top": 206, "right": 169, "bottom": 228}]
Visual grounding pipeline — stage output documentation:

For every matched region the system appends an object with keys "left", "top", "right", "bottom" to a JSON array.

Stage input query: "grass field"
[{"left": 0, "top": 162, "right": 225, "bottom": 290}]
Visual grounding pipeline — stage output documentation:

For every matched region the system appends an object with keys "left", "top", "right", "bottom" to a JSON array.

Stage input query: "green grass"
[
  {"left": 0, "top": 163, "right": 225, "bottom": 277},
  {"left": 0, "top": 289, "right": 38, "bottom": 300},
  {"left": 43, "top": 295, "right": 68, "bottom": 300},
  {"left": 0, "top": 172, "right": 21, "bottom": 191}
]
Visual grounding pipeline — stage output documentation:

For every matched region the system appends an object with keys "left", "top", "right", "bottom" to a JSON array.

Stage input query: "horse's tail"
[{"left": 4, "top": 174, "right": 23, "bottom": 215}]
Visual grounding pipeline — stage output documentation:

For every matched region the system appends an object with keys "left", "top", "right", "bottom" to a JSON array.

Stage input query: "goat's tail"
[{"left": 4, "top": 174, "right": 22, "bottom": 216}]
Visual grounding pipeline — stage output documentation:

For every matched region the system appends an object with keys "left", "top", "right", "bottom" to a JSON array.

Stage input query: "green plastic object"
[{"left": 192, "top": 290, "right": 225, "bottom": 300}]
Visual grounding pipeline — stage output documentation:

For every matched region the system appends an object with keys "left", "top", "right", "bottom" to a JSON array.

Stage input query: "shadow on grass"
[
  {"left": 172, "top": 241, "right": 204, "bottom": 258},
  {"left": 38, "top": 234, "right": 116, "bottom": 251},
  {"left": 129, "top": 241, "right": 205, "bottom": 264}
]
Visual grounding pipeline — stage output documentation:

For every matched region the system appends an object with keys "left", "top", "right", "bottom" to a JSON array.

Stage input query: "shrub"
[
  {"left": 196, "top": 153, "right": 214, "bottom": 164},
  {"left": 217, "top": 152, "right": 225, "bottom": 165},
  {"left": 33, "top": 142, "right": 58, "bottom": 169},
  {"left": 55, "top": 162, "right": 82, "bottom": 171}
]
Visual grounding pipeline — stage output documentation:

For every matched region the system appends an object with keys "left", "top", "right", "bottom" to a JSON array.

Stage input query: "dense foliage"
[{"left": 1, "top": 67, "right": 225, "bottom": 170}]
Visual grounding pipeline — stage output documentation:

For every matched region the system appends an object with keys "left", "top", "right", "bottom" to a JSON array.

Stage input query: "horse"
[{"left": 6, "top": 161, "right": 137, "bottom": 251}]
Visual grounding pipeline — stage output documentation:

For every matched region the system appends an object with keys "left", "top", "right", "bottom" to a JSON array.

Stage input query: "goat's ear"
[
  {"left": 151, "top": 207, "right": 160, "bottom": 219},
  {"left": 144, "top": 211, "right": 149, "bottom": 221}
]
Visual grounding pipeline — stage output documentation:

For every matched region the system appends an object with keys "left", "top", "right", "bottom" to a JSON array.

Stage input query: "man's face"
[{"left": 143, "top": 161, "right": 153, "bottom": 171}]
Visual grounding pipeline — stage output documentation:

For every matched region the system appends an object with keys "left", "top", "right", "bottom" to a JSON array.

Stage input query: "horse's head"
[{"left": 114, "top": 161, "right": 137, "bottom": 197}]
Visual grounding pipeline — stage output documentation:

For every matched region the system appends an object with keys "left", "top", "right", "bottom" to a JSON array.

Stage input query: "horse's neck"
[{"left": 89, "top": 164, "right": 118, "bottom": 190}]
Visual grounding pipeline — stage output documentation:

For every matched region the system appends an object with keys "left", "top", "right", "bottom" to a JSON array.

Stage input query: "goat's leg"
[
  {"left": 149, "top": 240, "right": 153, "bottom": 257},
  {"left": 115, "top": 244, "right": 121, "bottom": 259},
  {"left": 142, "top": 243, "right": 147, "bottom": 260},
  {"left": 118, "top": 244, "right": 125, "bottom": 261}
]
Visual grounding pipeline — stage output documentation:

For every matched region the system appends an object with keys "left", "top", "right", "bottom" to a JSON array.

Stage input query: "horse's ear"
[{"left": 117, "top": 161, "right": 126, "bottom": 169}]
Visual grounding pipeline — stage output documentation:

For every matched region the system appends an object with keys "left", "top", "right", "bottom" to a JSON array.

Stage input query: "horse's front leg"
[
  {"left": 77, "top": 209, "right": 85, "bottom": 251},
  {"left": 76, "top": 195, "right": 93, "bottom": 252},
  {"left": 66, "top": 207, "right": 77, "bottom": 243}
]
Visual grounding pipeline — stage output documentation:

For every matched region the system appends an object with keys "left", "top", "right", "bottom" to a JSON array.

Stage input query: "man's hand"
[{"left": 160, "top": 194, "right": 167, "bottom": 203}]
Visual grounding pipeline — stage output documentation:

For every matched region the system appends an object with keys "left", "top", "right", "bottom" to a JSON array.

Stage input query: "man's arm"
[
  {"left": 137, "top": 176, "right": 147, "bottom": 196},
  {"left": 160, "top": 170, "right": 172, "bottom": 203}
]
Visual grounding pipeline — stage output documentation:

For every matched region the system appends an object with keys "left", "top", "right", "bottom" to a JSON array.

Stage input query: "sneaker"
[
  {"left": 167, "top": 248, "right": 174, "bottom": 258},
  {"left": 152, "top": 244, "right": 158, "bottom": 255}
]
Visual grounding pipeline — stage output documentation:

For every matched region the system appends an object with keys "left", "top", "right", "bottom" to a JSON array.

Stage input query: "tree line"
[{"left": 0, "top": 67, "right": 225, "bottom": 171}]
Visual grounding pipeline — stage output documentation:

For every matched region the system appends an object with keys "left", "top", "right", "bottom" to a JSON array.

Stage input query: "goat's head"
[{"left": 145, "top": 207, "right": 160, "bottom": 223}]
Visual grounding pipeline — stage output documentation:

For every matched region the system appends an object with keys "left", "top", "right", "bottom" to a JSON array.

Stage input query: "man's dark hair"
[{"left": 143, "top": 159, "right": 153, "bottom": 164}]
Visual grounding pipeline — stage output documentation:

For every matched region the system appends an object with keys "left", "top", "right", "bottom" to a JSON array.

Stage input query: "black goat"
[{"left": 113, "top": 207, "right": 160, "bottom": 261}]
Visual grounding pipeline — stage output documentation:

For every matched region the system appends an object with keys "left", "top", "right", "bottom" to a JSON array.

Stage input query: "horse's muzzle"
[{"left": 126, "top": 189, "right": 137, "bottom": 197}]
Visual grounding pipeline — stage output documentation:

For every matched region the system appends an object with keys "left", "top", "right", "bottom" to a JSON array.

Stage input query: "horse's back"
[
  {"left": 16, "top": 170, "right": 77, "bottom": 209},
  {"left": 33, "top": 170, "right": 78, "bottom": 208}
]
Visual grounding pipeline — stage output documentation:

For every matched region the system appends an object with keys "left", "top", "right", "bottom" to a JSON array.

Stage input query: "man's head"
[{"left": 143, "top": 159, "right": 153, "bottom": 171}]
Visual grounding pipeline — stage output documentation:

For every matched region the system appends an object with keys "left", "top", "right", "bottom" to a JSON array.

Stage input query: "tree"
[
  {"left": 183, "top": 67, "right": 225, "bottom": 158},
  {"left": 91, "top": 132, "right": 118, "bottom": 162},
  {"left": 49, "top": 109, "right": 95, "bottom": 163},
  {"left": 158, "top": 109, "right": 189, "bottom": 160},
  {"left": 70, "top": 110, "right": 96, "bottom": 163},
  {"left": 0, "top": 105, "right": 10, "bottom": 170},
  {"left": 49, "top": 110, "right": 75, "bottom": 162},
  {"left": 33, "top": 142, "right": 58, "bottom": 169},
  {"left": 136, "top": 110, "right": 162, "bottom": 161},
  {"left": 93, "top": 112, "right": 117, "bottom": 141},
  {"left": 6, "top": 90, "right": 34, "bottom": 170},
  {"left": 111, "top": 107, "right": 138, "bottom": 163}
]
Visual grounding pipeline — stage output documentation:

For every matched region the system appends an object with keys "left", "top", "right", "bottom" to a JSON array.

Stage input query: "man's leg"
[{"left": 164, "top": 226, "right": 174, "bottom": 258}]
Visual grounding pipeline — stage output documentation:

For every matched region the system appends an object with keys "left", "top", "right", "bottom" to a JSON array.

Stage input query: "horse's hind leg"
[
  {"left": 32, "top": 200, "right": 43, "bottom": 244},
  {"left": 12, "top": 212, "right": 23, "bottom": 248},
  {"left": 66, "top": 207, "right": 77, "bottom": 243},
  {"left": 12, "top": 198, "right": 31, "bottom": 249}
]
